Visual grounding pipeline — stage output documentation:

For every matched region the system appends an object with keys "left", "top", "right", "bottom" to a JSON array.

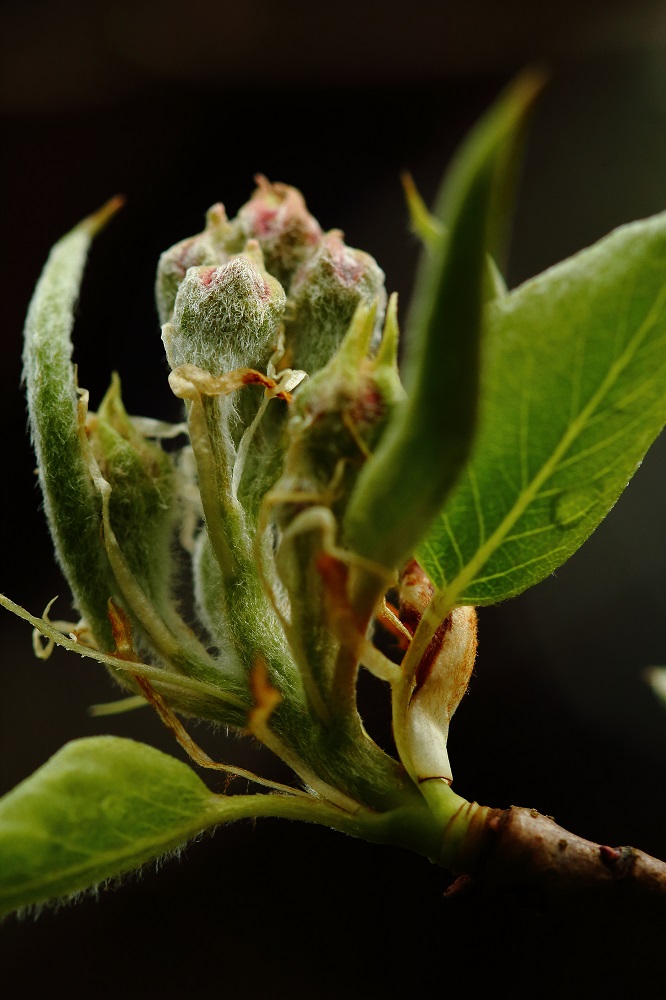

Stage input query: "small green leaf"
[
  {"left": 344, "top": 72, "right": 542, "bottom": 573},
  {"left": 401, "top": 171, "right": 508, "bottom": 299},
  {"left": 401, "top": 170, "right": 444, "bottom": 247},
  {"left": 23, "top": 200, "right": 124, "bottom": 650},
  {"left": 0, "top": 737, "right": 221, "bottom": 917},
  {"left": 419, "top": 213, "right": 666, "bottom": 606}
]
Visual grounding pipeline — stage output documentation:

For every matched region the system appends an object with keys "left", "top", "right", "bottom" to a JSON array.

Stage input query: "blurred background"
[{"left": 1, "top": 0, "right": 666, "bottom": 994}]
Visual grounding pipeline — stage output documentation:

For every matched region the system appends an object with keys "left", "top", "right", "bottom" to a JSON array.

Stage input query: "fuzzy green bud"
[
  {"left": 155, "top": 203, "right": 235, "bottom": 325},
  {"left": 162, "top": 249, "right": 286, "bottom": 377},
  {"left": 87, "top": 374, "right": 178, "bottom": 616},
  {"left": 237, "top": 175, "right": 323, "bottom": 286},
  {"left": 287, "top": 231, "right": 386, "bottom": 374},
  {"left": 276, "top": 295, "right": 404, "bottom": 528}
]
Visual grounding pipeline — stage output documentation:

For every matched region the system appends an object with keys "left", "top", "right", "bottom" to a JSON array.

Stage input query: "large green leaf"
[
  {"left": 0, "top": 737, "right": 221, "bottom": 916},
  {"left": 418, "top": 213, "right": 666, "bottom": 606}
]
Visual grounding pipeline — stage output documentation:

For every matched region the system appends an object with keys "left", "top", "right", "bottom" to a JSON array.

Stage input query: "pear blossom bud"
[
  {"left": 405, "top": 604, "right": 477, "bottom": 784},
  {"left": 276, "top": 298, "right": 404, "bottom": 533},
  {"left": 155, "top": 203, "right": 235, "bottom": 325},
  {"left": 287, "top": 231, "right": 387, "bottom": 373},
  {"left": 87, "top": 374, "right": 177, "bottom": 614},
  {"left": 237, "top": 175, "right": 323, "bottom": 285},
  {"left": 163, "top": 251, "right": 286, "bottom": 377}
]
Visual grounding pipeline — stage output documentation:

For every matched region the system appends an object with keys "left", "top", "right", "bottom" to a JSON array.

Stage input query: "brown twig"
[{"left": 461, "top": 806, "right": 666, "bottom": 901}]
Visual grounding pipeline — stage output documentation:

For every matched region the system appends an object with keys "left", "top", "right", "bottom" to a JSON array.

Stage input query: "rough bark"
[{"left": 461, "top": 806, "right": 666, "bottom": 902}]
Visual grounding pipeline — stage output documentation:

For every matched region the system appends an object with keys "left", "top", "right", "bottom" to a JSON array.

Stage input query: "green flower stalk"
[{"left": 2, "top": 71, "right": 666, "bottom": 918}]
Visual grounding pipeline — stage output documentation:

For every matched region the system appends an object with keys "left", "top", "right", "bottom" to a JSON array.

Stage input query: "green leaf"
[
  {"left": 23, "top": 199, "right": 124, "bottom": 650},
  {"left": 401, "top": 171, "right": 508, "bottom": 299},
  {"left": 0, "top": 736, "right": 415, "bottom": 917},
  {"left": 419, "top": 212, "right": 666, "bottom": 607},
  {"left": 0, "top": 737, "right": 222, "bottom": 917},
  {"left": 343, "top": 72, "right": 542, "bottom": 574}
]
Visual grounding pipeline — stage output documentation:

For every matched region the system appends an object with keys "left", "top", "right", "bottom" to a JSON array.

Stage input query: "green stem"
[
  {"left": 187, "top": 393, "right": 243, "bottom": 580},
  {"left": 419, "top": 779, "right": 489, "bottom": 868},
  {"left": 205, "top": 792, "right": 442, "bottom": 861},
  {"left": 328, "top": 644, "right": 359, "bottom": 723}
]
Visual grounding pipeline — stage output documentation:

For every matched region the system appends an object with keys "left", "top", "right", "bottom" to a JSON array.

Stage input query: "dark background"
[{"left": 1, "top": 1, "right": 666, "bottom": 995}]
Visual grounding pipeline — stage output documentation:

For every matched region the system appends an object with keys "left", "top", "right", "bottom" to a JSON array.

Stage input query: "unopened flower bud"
[
  {"left": 287, "top": 231, "right": 387, "bottom": 373},
  {"left": 276, "top": 296, "right": 404, "bottom": 529},
  {"left": 237, "top": 175, "right": 323, "bottom": 285},
  {"left": 162, "top": 251, "right": 286, "bottom": 377},
  {"left": 87, "top": 374, "right": 177, "bottom": 614},
  {"left": 155, "top": 203, "right": 235, "bottom": 325}
]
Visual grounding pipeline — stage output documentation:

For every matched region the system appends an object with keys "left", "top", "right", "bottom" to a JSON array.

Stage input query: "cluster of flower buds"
[
  {"left": 154, "top": 177, "right": 471, "bottom": 788},
  {"left": 157, "top": 176, "right": 385, "bottom": 377},
  {"left": 21, "top": 172, "right": 484, "bottom": 813},
  {"left": 157, "top": 178, "right": 394, "bottom": 524},
  {"left": 153, "top": 176, "right": 463, "bottom": 808}
]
